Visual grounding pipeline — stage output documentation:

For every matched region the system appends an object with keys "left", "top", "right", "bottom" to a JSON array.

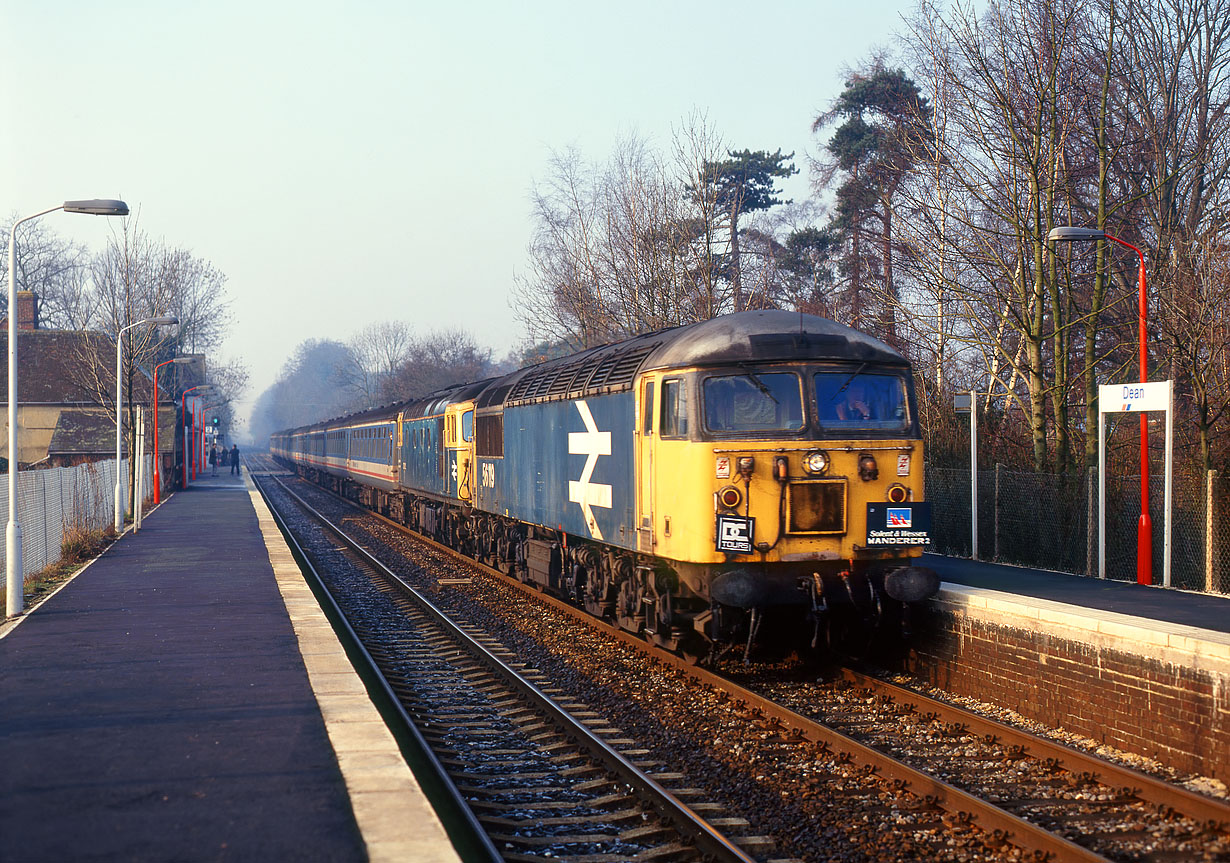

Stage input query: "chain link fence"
[
  {"left": 927, "top": 465, "right": 1229, "bottom": 594},
  {"left": 0, "top": 456, "right": 153, "bottom": 577}
]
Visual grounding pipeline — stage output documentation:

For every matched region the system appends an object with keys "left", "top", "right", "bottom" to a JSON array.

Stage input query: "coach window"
[{"left": 660, "top": 377, "right": 689, "bottom": 438}]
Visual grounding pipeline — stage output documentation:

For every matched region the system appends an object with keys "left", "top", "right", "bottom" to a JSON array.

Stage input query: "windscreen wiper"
[
  {"left": 737, "top": 363, "right": 779, "bottom": 403},
  {"left": 830, "top": 362, "right": 868, "bottom": 400}
]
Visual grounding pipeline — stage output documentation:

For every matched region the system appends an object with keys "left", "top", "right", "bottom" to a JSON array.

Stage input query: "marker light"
[
  {"left": 887, "top": 483, "right": 909, "bottom": 503},
  {"left": 858, "top": 453, "right": 879, "bottom": 481},
  {"left": 774, "top": 456, "right": 789, "bottom": 481},
  {"left": 736, "top": 457, "right": 755, "bottom": 481},
  {"left": 717, "top": 485, "right": 743, "bottom": 510}
]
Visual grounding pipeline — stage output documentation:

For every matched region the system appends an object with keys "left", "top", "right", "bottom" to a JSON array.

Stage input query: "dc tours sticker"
[{"left": 716, "top": 514, "right": 755, "bottom": 553}]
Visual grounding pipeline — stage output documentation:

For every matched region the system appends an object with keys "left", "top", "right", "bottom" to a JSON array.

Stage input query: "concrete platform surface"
[
  {"left": 0, "top": 469, "right": 460, "bottom": 863},
  {"left": 923, "top": 552, "right": 1230, "bottom": 634}
]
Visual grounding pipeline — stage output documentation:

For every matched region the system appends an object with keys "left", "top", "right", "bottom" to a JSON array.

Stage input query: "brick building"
[{"left": 0, "top": 290, "right": 178, "bottom": 470}]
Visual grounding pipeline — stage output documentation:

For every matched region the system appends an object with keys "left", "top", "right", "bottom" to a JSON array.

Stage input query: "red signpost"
[{"left": 1048, "top": 226, "right": 1152, "bottom": 585}]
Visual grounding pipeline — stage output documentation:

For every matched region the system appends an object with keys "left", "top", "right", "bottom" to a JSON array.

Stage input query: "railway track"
[
  {"left": 254, "top": 472, "right": 771, "bottom": 863},
  {"left": 251, "top": 459, "right": 1230, "bottom": 861}
]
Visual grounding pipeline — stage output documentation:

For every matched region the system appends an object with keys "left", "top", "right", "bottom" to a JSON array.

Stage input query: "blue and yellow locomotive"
[{"left": 271, "top": 311, "right": 939, "bottom": 657}]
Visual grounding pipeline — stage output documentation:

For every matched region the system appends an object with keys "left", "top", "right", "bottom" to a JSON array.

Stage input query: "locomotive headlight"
[
  {"left": 802, "top": 450, "right": 829, "bottom": 475},
  {"left": 717, "top": 485, "right": 743, "bottom": 511}
]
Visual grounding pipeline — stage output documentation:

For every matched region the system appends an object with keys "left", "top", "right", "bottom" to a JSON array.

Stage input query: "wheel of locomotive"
[
  {"left": 614, "top": 558, "right": 644, "bottom": 634},
  {"left": 582, "top": 565, "right": 612, "bottom": 619}
]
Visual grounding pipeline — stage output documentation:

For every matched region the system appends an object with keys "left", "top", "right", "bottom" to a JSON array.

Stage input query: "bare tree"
[
  {"left": 249, "top": 339, "right": 359, "bottom": 445},
  {"left": 1118, "top": 0, "right": 1230, "bottom": 469},
  {"left": 0, "top": 215, "right": 91, "bottom": 328},
  {"left": 340, "top": 320, "right": 413, "bottom": 408},
  {"left": 159, "top": 247, "right": 231, "bottom": 355},
  {"left": 85, "top": 221, "right": 200, "bottom": 510},
  {"left": 388, "top": 329, "right": 492, "bottom": 398},
  {"left": 515, "top": 114, "right": 748, "bottom": 350}
]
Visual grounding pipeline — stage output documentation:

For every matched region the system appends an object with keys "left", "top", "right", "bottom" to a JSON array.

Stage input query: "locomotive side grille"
[
  {"left": 786, "top": 480, "right": 846, "bottom": 534},
  {"left": 475, "top": 414, "right": 503, "bottom": 457}
]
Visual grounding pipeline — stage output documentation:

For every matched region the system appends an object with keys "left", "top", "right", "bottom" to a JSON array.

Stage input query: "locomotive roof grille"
[
  {"left": 503, "top": 342, "right": 659, "bottom": 407},
  {"left": 591, "top": 348, "right": 654, "bottom": 388},
  {"left": 476, "top": 382, "right": 514, "bottom": 408}
]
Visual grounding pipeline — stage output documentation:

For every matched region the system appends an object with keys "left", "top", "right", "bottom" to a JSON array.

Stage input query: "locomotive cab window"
[
  {"left": 659, "top": 377, "right": 689, "bottom": 438},
  {"left": 703, "top": 371, "right": 803, "bottom": 434},
  {"left": 816, "top": 371, "right": 909, "bottom": 432},
  {"left": 642, "top": 381, "right": 655, "bottom": 435},
  {"left": 461, "top": 410, "right": 473, "bottom": 443}
]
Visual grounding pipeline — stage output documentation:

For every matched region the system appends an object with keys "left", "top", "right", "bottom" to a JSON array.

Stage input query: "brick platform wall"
[{"left": 903, "top": 586, "right": 1230, "bottom": 784}]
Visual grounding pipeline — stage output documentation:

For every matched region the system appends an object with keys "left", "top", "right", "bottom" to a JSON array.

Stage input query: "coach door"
[{"left": 636, "top": 377, "right": 656, "bottom": 552}]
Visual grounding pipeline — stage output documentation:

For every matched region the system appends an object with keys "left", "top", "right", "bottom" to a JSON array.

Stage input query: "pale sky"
[{"left": 2, "top": 0, "right": 915, "bottom": 440}]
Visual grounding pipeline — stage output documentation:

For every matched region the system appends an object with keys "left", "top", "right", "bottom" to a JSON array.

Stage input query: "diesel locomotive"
[{"left": 270, "top": 310, "right": 940, "bottom": 658}]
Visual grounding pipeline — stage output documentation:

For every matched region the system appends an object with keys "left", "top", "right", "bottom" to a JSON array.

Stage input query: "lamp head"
[
  {"left": 1047, "top": 226, "right": 1106, "bottom": 243},
  {"left": 150, "top": 315, "right": 178, "bottom": 326},
  {"left": 62, "top": 199, "right": 129, "bottom": 217},
  {"left": 172, "top": 357, "right": 194, "bottom": 364}
]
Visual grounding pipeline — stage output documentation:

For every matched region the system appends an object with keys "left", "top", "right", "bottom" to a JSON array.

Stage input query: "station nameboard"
[{"left": 1101, "top": 381, "right": 1170, "bottom": 413}]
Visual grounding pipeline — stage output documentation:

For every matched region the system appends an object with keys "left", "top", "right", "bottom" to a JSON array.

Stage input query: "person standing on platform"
[
  {"left": 209, "top": 444, "right": 219, "bottom": 476},
  {"left": 230, "top": 444, "right": 240, "bottom": 475}
]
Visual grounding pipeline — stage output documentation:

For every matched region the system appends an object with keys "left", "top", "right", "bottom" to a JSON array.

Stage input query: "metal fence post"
[
  {"left": 993, "top": 463, "right": 1001, "bottom": 561},
  {"left": 1207, "top": 469, "right": 1217, "bottom": 593},
  {"left": 971, "top": 391, "right": 978, "bottom": 560},
  {"left": 1087, "top": 466, "right": 1095, "bottom": 578}
]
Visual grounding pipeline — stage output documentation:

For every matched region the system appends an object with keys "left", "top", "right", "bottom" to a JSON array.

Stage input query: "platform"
[
  {"left": 0, "top": 468, "right": 460, "bottom": 863},
  {"left": 923, "top": 552, "right": 1230, "bottom": 634},
  {"left": 911, "top": 553, "right": 1230, "bottom": 785}
]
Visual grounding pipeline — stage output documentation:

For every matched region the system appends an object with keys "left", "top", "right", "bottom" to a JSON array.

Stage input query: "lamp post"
[
  {"left": 7, "top": 199, "right": 128, "bottom": 618},
  {"left": 115, "top": 315, "right": 179, "bottom": 533},
  {"left": 152, "top": 357, "right": 193, "bottom": 504},
  {"left": 181, "top": 385, "right": 213, "bottom": 489},
  {"left": 1048, "top": 225, "right": 1152, "bottom": 585}
]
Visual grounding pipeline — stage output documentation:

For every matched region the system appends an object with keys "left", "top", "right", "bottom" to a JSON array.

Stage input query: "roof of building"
[
  {"left": 47, "top": 407, "right": 179, "bottom": 455},
  {"left": 0, "top": 329, "right": 160, "bottom": 404}
]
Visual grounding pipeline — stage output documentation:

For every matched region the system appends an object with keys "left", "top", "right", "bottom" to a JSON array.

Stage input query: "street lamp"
[
  {"left": 7, "top": 199, "right": 128, "bottom": 619},
  {"left": 115, "top": 315, "right": 179, "bottom": 533},
  {"left": 152, "top": 356, "right": 193, "bottom": 504},
  {"left": 1048, "top": 225, "right": 1152, "bottom": 585},
  {"left": 181, "top": 385, "right": 213, "bottom": 489}
]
